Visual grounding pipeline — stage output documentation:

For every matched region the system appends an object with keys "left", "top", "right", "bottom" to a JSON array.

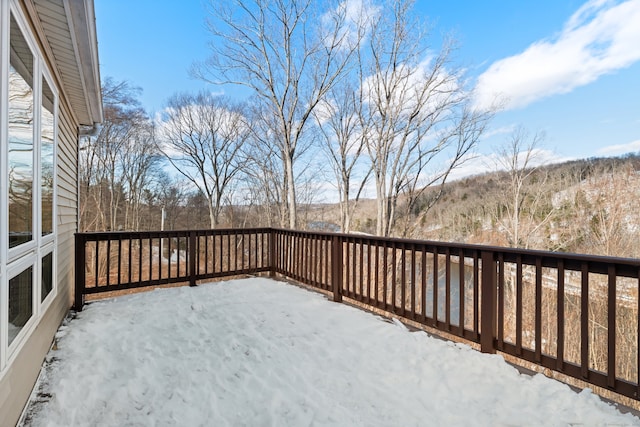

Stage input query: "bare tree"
[
  {"left": 576, "top": 163, "right": 640, "bottom": 257},
  {"left": 195, "top": 0, "right": 363, "bottom": 228},
  {"left": 314, "top": 82, "right": 371, "bottom": 233},
  {"left": 120, "top": 121, "right": 161, "bottom": 230},
  {"left": 80, "top": 78, "right": 154, "bottom": 231},
  {"left": 243, "top": 103, "right": 287, "bottom": 227},
  {"left": 155, "top": 177, "right": 188, "bottom": 231},
  {"left": 495, "top": 126, "right": 552, "bottom": 249},
  {"left": 360, "top": 0, "right": 490, "bottom": 237},
  {"left": 159, "top": 92, "right": 249, "bottom": 229}
]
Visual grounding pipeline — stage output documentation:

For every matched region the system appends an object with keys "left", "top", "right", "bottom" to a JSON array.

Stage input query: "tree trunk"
[
  {"left": 285, "top": 154, "right": 297, "bottom": 229},
  {"left": 375, "top": 173, "right": 387, "bottom": 236},
  {"left": 208, "top": 199, "right": 217, "bottom": 229},
  {"left": 341, "top": 185, "right": 350, "bottom": 234}
]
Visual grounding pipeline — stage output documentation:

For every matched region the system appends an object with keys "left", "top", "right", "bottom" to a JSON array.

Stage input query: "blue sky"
[{"left": 95, "top": 0, "right": 640, "bottom": 165}]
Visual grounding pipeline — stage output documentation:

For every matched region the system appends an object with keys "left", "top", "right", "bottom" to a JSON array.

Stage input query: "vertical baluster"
[
  {"left": 128, "top": 238, "right": 132, "bottom": 285},
  {"left": 400, "top": 245, "right": 406, "bottom": 316},
  {"left": 176, "top": 237, "right": 181, "bottom": 278},
  {"left": 289, "top": 233, "right": 294, "bottom": 277},
  {"left": 557, "top": 259, "right": 565, "bottom": 371},
  {"left": 535, "top": 257, "right": 542, "bottom": 362},
  {"left": 305, "top": 236, "right": 309, "bottom": 282},
  {"left": 497, "top": 253, "right": 505, "bottom": 349},
  {"left": 445, "top": 248, "right": 451, "bottom": 330},
  {"left": 367, "top": 242, "right": 372, "bottom": 304},
  {"left": 149, "top": 234, "right": 153, "bottom": 282},
  {"left": 295, "top": 233, "right": 299, "bottom": 279},
  {"left": 298, "top": 234, "right": 303, "bottom": 280},
  {"left": 581, "top": 262, "right": 589, "bottom": 379},
  {"left": 301, "top": 235, "right": 306, "bottom": 282},
  {"left": 106, "top": 239, "right": 111, "bottom": 287},
  {"left": 516, "top": 255, "right": 523, "bottom": 355},
  {"left": 290, "top": 232, "right": 300, "bottom": 280},
  {"left": 459, "top": 249, "right": 465, "bottom": 334},
  {"left": 199, "top": 233, "right": 203, "bottom": 276},
  {"left": 410, "top": 246, "right": 416, "bottom": 320},
  {"left": 433, "top": 249, "right": 438, "bottom": 327},
  {"left": 260, "top": 231, "right": 263, "bottom": 271},
  {"left": 421, "top": 247, "right": 427, "bottom": 324},
  {"left": 235, "top": 232, "right": 239, "bottom": 272},
  {"left": 168, "top": 236, "right": 173, "bottom": 278},
  {"left": 359, "top": 240, "right": 364, "bottom": 300},
  {"left": 375, "top": 243, "right": 380, "bottom": 306},
  {"left": 217, "top": 233, "right": 224, "bottom": 273},
  {"left": 204, "top": 233, "right": 209, "bottom": 275},
  {"left": 331, "top": 235, "right": 343, "bottom": 302},
  {"left": 287, "top": 233, "right": 292, "bottom": 276},
  {"left": 138, "top": 236, "right": 142, "bottom": 284},
  {"left": 636, "top": 267, "right": 640, "bottom": 398},
  {"left": 313, "top": 236, "right": 317, "bottom": 286},
  {"left": 607, "top": 265, "right": 616, "bottom": 389},
  {"left": 474, "top": 251, "right": 480, "bottom": 341},
  {"left": 248, "top": 232, "right": 253, "bottom": 272},
  {"left": 117, "top": 237, "right": 122, "bottom": 286},
  {"left": 95, "top": 239, "right": 100, "bottom": 288},
  {"left": 392, "top": 244, "right": 397, "bottom": 312},
  {"left": 158, "top": 235, "right": 163, "bottom": 281},
  {"left": 342, "top": 239, "right": 348, "bottom": 295},
  {"left": 383, "top": 243, "right": 388, "bottom": 311},
  {"left": 352, "top": 240, "right": 357, "bottom": 297},
  {"left": 297, "top": 233, "right": 301, "bottom": 279},
  {"left": 189, "top": 231, "right": 197, "bottom": 286},
  {"left": 324, "top": 237, "right": 329, "bottom": 286}
]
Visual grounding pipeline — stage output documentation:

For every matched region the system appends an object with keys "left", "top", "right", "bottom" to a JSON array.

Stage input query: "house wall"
[{"left": 0, "top": 1, "right": 80, "bottom": 425}]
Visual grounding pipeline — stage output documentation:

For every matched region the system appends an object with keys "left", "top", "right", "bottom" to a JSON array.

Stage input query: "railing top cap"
[{"left": 76, "top": 227, "right": 640, "bottom": 266}]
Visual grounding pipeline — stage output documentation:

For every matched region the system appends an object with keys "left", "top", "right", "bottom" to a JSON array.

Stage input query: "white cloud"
[
  {"left": 322, "top": 0, "right": 381, "bottom": 51},
  {"left": 362, "top": 56, "right": 460, "bottom": 122},
  {"left": 480, "top": 124, "right": 517, "bottom": 140},
  {"left": 474, "top": 0, "right": 640, "bottom": 111},
  {"left": 597, "top": 139, "right": 640, "bottom": 155}
]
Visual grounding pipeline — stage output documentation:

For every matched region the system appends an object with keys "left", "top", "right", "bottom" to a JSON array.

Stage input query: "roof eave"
[{"left": 64, "top": 0, "right": 103, "bottom": 125}]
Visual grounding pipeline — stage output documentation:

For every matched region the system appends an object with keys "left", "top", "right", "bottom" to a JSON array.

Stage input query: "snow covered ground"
[{"left": 25, "top": 277, "right": 639, "bottom": 426}]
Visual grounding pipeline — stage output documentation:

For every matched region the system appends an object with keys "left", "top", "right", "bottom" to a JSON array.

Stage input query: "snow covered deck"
[{"left": 25, "top": 278, "right": 639, "bottom": 426}]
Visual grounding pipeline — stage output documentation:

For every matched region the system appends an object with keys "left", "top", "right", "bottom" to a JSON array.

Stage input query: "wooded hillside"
[{"left": 332, "top": 154, "right": 640, "bottom": 258}]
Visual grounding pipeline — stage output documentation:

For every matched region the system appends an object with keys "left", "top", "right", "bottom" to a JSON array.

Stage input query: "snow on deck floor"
[{"left": 26, "top": 278, "right": 639, "bottom": 427}]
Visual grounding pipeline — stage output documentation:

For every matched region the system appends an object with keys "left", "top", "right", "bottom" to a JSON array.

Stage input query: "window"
[
  {"left": 41, "top": 252, "right": 53, "bottom": 302},
  {"left": 8, "top": 14, "right": 34, "bottom": 249},
  {"left": 41, "top": 78, "right": 54, "bottom": 236},
  {"left": 8, "top": 266, "right": 33, "bottom": 345},
  {"left": 2, "top": 4, "right": 58, "bottom": 369}
]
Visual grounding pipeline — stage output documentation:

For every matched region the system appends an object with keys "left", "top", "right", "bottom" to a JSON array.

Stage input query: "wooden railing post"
[
  {"left": 269, "top": 228, "right": 276, "bottom": 277},
  {"left": 74, "top": 233, "right": 86, "bottom": 312},
  {"left": 480, "top": 250, "right": 497, "bottom": 354},
  {"left": 331, "top": 235, "right": 343, "bottom": 303},
  {"left": 189, "top": 231, "right": 197, "bottom": 287}
]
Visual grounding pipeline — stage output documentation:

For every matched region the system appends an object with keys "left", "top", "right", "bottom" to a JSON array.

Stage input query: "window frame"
[
  {"left": 0, "top": 0, "right": 59, "bottom": 374},
  {"left": 6, "top": 12, "right": 37, "bottom": 260},
  {"left": 6, "top": 255, "right": 35, "bottom": 354}
]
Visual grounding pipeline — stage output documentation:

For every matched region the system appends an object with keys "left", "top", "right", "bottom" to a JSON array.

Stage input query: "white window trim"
[
  {"left": 39, "top": 243, "right": 56, "bottom": 312},
  {"left": 5, "top": 255, "right": 36, "bottom": 359},
  {"left": 37, "top": 69, "right": 58, "bottom": 314},
  {"left": 0, "top": 0, "right": 10, "bottom": 375},
  {"left": 39, "top": 70, "right": 58, "bottom": 248},
  {"left": 0, "top": 0, "right": 59, "bottom": 376}
]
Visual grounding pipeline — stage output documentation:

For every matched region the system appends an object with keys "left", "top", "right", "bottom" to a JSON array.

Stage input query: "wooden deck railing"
[{"left": 75, "top": 228, "right": 640, "bottom": 401}]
